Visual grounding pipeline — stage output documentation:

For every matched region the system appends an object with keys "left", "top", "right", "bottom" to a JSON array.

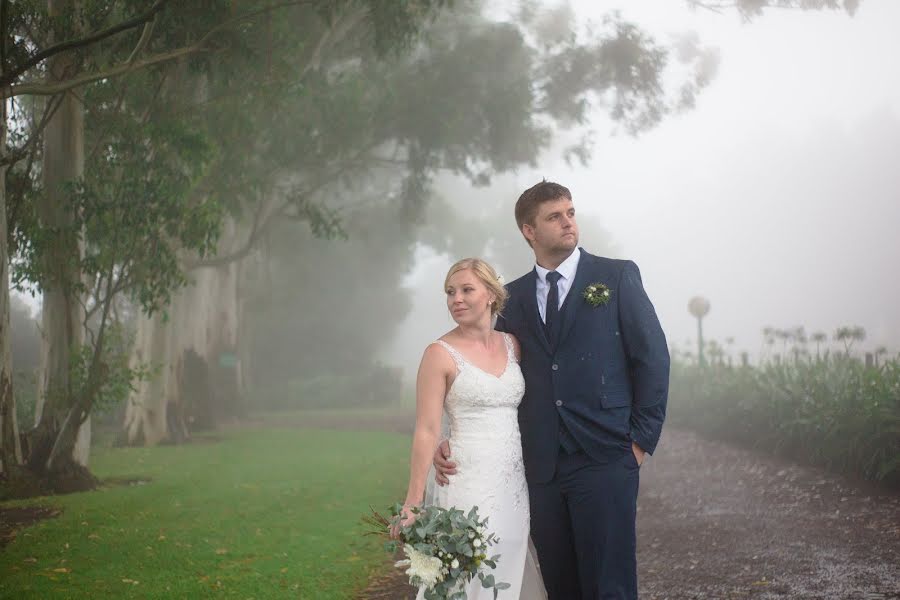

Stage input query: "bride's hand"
[{"left": 390, "top": 503, "right": 419, "bottom": 539}]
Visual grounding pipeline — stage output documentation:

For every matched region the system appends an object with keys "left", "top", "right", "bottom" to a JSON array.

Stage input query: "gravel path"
[
  {"left": 636, "top": 427, "right": 898, "bottom": 599},
  {"left": 359, "top": 426, "right": 900, "bottom": 599}
]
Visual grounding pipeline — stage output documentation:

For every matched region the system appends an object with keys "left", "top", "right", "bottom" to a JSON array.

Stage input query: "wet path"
[
  {"left": 636, "top": 427, "right": 898, "bottom": 599},
  {"left": 358, "top": 426, "right": 900, "bottom": 599}
]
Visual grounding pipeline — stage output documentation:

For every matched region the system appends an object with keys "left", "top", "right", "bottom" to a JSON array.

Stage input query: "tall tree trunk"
[
  {"left": 30, "top": 0, "right": 89, "bottom": 471},
  {"left": 0, "top": 103, "right": 23, "bottom": 474},
  {"left": 123, "top": 219, "right": 245, "bottom": 445},
  {"left": 204, "top": 230, "right": 243, "bottom": 424},
  {"left": 123, "top": 309, "right": 173, "bottom": 446},
  {"left": 234, "top": 231, "right": 272, "bottom": 406}
]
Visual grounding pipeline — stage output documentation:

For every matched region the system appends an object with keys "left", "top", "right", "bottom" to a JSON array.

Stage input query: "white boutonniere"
[{"left": 582, "top": 282, "right": 612, "bottom": 307}]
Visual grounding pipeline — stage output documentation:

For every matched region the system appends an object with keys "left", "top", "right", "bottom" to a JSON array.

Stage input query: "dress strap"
[
  {"left": 502, "top": 332, "right": 517, "bottom": 363},
  {"left": 435, "top": 340, "right": 465, "bottom": 370}
]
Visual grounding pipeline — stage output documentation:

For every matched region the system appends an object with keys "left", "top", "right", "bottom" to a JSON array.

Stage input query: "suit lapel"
[
  {"left": 557, "top": 249, "right": 593, "bottom": 349},
  {"left": 521, "top": 268, "right": 552, "bottom": 356}
]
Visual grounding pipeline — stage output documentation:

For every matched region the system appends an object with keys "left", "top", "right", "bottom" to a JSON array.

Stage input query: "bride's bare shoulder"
[{"left": 420, "top": 337, "right": 457, "bottom": 369}]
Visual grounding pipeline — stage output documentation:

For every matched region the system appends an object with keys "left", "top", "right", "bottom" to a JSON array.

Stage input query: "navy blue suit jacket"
[{"left": 496, "top": 249, "right": 670, "bottom": 484}]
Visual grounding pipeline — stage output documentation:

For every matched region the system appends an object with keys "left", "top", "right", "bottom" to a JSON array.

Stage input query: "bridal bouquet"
[{"left": 364, "top": 503, "right": 510, "bottom": 600}]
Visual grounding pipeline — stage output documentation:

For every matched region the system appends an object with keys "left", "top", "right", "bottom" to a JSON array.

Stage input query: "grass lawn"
[{"left": 0, "top": 427, "right": 409, "bottom": 599}]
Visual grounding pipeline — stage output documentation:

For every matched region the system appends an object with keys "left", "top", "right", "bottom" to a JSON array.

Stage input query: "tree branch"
[
  {"left": 185, "top": 197, "right": 279, "bottom": 269},
  {"left": 0, "top": 0, "right": 169, "bottom": 89},
  {"left": 1, "top": 0, "right": 9, "bottom": 75},
  {"left": 176, "top": 138, "right": 359, "bottom": 260},
  {"left": 4, "top": 0, "right": 319, "bottom": 99},
  {"left": 688, "top": 0, "right": 848, "bottom": 14},
  {"left": 125, "top": 12, "right": 159, "bottom": 65},
  {"left": 0, "top": 94, "right": 65, "bottom": 166},
  {"left": 6, "top": 43, "right": 205, "bottom": 98},
  {"left": 185, "top": 166, "right": 346, "bottom": 270},
  {"left": 687, "top": 1, "right": 730, "bottom": 14},
  {"left": 184, "top": 161, "right": 357, "bottom": 270}
]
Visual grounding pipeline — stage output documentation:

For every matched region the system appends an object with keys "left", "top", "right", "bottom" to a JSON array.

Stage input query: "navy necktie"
[{"left": 544, "top": 271, "right": 562, "bottom": 345}]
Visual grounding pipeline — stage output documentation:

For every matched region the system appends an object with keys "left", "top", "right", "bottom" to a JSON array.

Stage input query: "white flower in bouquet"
[{"left": 395, "top": 544, "right": 445, "bottom": 588}]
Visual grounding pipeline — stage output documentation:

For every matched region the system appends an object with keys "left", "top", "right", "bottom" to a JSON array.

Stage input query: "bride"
[{"left": 398, "top": 258, "right": 546, "bottom": 599}]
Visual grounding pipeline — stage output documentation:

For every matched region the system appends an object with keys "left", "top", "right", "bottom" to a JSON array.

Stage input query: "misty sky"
[{"left": 387, "top": 0, "right": 900, "bottom": 375}]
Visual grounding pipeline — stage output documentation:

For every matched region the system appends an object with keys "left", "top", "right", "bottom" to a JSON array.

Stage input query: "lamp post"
[{"left": 688, "top": 296, "right": 710, "bottom": 367}]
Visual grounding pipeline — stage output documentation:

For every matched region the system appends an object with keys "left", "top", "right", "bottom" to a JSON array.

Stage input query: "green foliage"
[
  {"left": 669, "top": 332, "right": 900, "bottom": 487},
  {"left": 12, "top": 57, "right": 220, "bottom": 313},
  {"left": 0, "top": 427, "right": 409, "bottom": 598},
  {"left": 72, "top": 133, "right": 219, "bottom": 314},
  {"left": 69, "top": 323, "right": 151, "bottom": 416}
]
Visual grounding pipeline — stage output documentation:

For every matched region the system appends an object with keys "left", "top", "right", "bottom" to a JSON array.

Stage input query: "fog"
[
  {"left": 3, "top": 2, "right": 898, "bottom": 597},
  {"left": 386, "top": 0, "right": 900, "bottom": 377}
]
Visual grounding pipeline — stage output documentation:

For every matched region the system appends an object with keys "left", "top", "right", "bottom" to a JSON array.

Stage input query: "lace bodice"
[{"left": 436, "top": 333, "right": 525, "bottom": 437}]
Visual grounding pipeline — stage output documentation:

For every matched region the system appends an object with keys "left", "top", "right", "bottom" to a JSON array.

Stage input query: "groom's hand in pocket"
[
  {"left": 632, "top": 441, "right": 646, "bottom": 466},
  {"left": 434, "top": 439, "right": 457, "bottom": 486}
]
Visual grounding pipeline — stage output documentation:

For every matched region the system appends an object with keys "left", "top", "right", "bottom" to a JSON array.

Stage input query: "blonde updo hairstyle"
[{"left": 444, "top": 258, "right": 508, "bottom": 316}]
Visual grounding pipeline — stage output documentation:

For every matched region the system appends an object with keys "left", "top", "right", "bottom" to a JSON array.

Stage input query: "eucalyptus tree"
[
  {"left": 1, "top": 0, "right": 452, "bottom": 487},
  {"left": 120, "top": 1, "right": 461, "bottom": 444}
]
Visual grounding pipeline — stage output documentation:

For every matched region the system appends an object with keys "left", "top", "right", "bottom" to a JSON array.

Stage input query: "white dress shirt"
[{"left": 534, "top": 247, "right": 581, "bottom": 324}]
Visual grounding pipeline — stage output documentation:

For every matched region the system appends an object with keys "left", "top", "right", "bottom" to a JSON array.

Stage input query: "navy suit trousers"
[{"left": 528, "top": 448, "right": 640, "bottom": 600}]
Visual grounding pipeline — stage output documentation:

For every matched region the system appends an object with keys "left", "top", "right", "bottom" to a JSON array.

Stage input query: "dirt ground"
[
  {"left": 0, "top": 506, "right": 61, "bottom": 549},
  {"left": 358, "top": 426, "right": 900, "bottom": 600}
]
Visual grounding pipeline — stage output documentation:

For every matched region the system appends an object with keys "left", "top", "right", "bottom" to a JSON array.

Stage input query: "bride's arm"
[{"left": 402, "top": 344, "right": 451, "bottom": 517}]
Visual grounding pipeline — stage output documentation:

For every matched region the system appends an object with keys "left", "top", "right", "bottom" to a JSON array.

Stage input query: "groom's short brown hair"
[{"left": 514, "top": 180, "right": 572, "bottom": 231}]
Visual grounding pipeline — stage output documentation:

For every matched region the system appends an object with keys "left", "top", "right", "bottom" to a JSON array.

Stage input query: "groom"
[{"left": 434, "top": 181, "right": 669, "bottom": 599}]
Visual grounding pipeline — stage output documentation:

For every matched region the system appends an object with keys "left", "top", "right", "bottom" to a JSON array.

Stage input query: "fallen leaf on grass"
[
  {"left": 52, "top": 568, "right": 70, "bottom": 573},
  {"left": 280, "top": 567, "right": 288, "bottom": 573}
]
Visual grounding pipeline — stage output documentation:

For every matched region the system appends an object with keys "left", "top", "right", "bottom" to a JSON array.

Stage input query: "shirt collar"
[{"left": 535, "top": 247, "right": 581, "bottom": 284}]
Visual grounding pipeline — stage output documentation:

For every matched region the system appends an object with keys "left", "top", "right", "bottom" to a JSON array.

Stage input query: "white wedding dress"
[{"left": 421, "top": 334, "right": 547, "bottom": 599}]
